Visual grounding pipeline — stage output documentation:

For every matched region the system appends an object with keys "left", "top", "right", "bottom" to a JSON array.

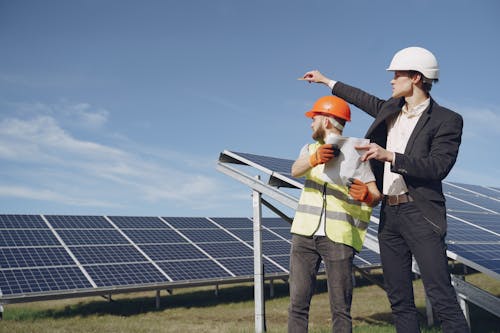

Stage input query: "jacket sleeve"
[
  {"left": 392, "top": 112, "right": 463, "bottom": 181},
  {"left": 332, "top": 82, "right": 387, "bottom": 118}
]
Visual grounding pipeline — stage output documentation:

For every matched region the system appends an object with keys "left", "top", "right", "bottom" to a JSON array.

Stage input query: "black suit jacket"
[{"left": 333, "top": 82, "right": 463, "bottom": 235}]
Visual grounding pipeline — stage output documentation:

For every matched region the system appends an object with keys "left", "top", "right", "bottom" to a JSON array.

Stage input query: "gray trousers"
[{"left": 288, "top": 234, "right": 355, "bottom": 333}]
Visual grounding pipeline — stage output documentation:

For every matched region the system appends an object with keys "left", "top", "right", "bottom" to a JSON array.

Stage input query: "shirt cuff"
[
  {"left": 328, "top": 80, "right": 337, "bottom": 90},
  {"left": 391, "top": 152, "right": 396, "bottom": 166}
]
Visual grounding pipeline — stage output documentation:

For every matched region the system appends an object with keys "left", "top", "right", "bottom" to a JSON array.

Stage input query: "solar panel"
[
  {"left": 180, "top": 229, "right": 239, "bottom": 243},
  {"left": 260, "top": 241, "right": 291, "bottom": 256},
  {"left": 448, "top": 212, "right": 500, "bottom": 233},
  {"left": 123, "top": 229, "right": 186, "bottom": 244},
  {"left": 56, "top": 229, "right": 129, "bottom": 246},
  {"left": 228, "top": 229, "right": 282, "bottom": 242},
  {"left": 444, "top": 182, "right": 500, "bottom": 214},
  {"left": 108, "top": 216, "right": 168, "bottom": 229},
  {"left": 265, "top": 255, "right": 290, "bottom": 272},
  {"left": 157, "top": 260, "right": 232, "bottom": 280},
  {"left": 219, "top": 150, "right": 304, "bottom": 188},
  {"left": 0, "top": 229, "right": 60, "bottom": 247},
  {"left": 0, "top": 247, "right": 74, "bottom": 268},
  {"left": 0, "top": 214, "right": 46, "bottom": 228},
  {"left": 0, "top": 267, "right": 92, "bottom": 295},
  {"left": 69, "top": 245, "right": 147, "bottom": 265},
  {"left": 46, "top": 215, "right": 111, "bottom": 229},
  {"left": 210, "top": 217, "right": 253, "bottom": 229},
  {"left": 85, "top": 263, "right": 169, "bottom": 287},
  {"left": 0, "top": 215, "right": 262, "bottom": 302},
  {"left": 198, "top": 242, "right": 254, "bottom": 258},
  {"left": 163, "top": 216, "right": 216, "bottom": 229},
  {"left": 140, "top": 243, "right": 207, "bottom": 261}
]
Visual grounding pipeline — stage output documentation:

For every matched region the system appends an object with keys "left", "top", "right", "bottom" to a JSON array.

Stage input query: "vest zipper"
[{"left": 319, "top": 182, "right": 328, "bottom": 235}]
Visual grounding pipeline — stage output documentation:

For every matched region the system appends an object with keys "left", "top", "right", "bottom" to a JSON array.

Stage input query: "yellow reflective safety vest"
[{"left": 291, "top": 142, "right": 373, "bottom": 252}]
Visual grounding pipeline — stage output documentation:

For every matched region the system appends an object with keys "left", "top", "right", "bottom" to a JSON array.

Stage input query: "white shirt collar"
[{"left": 402, "top": 98, "right": 430, "bottom": 118}]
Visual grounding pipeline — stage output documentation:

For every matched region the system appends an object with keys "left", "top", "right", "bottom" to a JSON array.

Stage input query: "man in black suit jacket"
[{"left": 300, "top": 47, "right": 469, "bottom": 333}]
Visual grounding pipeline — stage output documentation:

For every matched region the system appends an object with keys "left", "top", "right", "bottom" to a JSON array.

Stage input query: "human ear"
[{"left": 322, "top": 117, "right": 331, "bottom": 128}]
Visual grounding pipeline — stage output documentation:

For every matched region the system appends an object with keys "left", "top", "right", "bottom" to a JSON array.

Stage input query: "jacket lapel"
[
  {"left": 366, "top": 101, "right": 403, "bottom": 139},
  {"left": 404, "top": 99, "right": 434, "bottom": 154}
]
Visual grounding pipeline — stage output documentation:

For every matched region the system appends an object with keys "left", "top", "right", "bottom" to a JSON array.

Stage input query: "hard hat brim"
[
  {"left": 305, "top": 111, "right": 350, "bottom": 121},
  {"left": 305, "top": 111, "right": 318, "bottom": 118}
]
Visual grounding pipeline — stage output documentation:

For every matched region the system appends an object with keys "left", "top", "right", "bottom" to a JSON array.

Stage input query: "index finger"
[{"left": 354, "top": 145, "right": 370, "bottom": 150}]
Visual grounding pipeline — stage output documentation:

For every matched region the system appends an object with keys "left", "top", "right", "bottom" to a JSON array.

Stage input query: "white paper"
[{"left": 321, "top": 134, "right": 371, "bottom": 185}]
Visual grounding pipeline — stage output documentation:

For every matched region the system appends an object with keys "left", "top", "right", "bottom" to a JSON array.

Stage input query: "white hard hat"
[{"left": 387, "top": 46, "right": 439, "bottom": 80}]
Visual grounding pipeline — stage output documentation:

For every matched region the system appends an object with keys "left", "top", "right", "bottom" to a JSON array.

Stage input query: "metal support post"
[
  {"left": 457, "top": 294, "right": 470, "bottom": 328},
  {"left": 269, "top": 279, "right": 274, "bottom": 298},
  {"left": 454, "top": 275, "right": 470, "bottom": 328},
  {"left": 253, "top": 175, "right": 266, "bottom": 333},
  {"left": 156, "top": 290, "right": 161, "bottom": 309}
]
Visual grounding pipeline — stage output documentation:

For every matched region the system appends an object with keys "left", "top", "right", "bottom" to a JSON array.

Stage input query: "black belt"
[{"left": 384, "top": 193, "right": 413, "bottom": 206}]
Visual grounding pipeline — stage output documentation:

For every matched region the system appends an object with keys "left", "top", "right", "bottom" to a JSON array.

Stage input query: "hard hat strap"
[{"left": 328, "top": 117, "right": 344, "bottom": 131}]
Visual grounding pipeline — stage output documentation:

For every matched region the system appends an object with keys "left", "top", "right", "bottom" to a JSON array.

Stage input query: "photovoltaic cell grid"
[
  {"left": 219, "top": 151, "right": 500, "bottom": 279},
  {"left": 0, "top": 214, "right": 382, "bottom": 300},
  {"left": 442, "top": 182, "right": 500, "bottom": 278},
  {"left": 0, "top": 215, "right": 274, "bottom": 298},
  {"left": 0, "top": 215, "right": 93, "bottom": 295}
]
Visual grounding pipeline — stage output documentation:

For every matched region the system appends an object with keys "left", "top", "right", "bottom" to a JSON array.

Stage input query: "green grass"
[{"left": 1, "top": 271, "right": 499, "bottom": 332}]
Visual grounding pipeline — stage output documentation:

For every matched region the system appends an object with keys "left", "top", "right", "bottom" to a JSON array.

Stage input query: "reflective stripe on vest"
[{"left": 295, "top": 203, "right": 369, "bottom": 230}]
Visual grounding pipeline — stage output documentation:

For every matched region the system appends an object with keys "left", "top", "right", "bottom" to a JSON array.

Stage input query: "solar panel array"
[
  {"left": 0, "top": 214, "right": 381, "bottom": 302},
  {"left": 220, "top": 150, "right": 500, "bottom": 280},
  {"left": 442, "top": 182, "right": 500, "bottom": 278}
]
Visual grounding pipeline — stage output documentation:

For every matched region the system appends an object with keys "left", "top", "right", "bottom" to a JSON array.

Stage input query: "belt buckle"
[{"left": 387, "top": 194, "right": 406, "bottom": 206}]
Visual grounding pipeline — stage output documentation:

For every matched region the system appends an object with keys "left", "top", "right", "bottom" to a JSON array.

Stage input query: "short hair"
[{"left": 409, "top": 70, "right": 438, "bottom": 93}]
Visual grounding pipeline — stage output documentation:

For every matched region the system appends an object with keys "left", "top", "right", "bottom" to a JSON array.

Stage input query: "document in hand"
[{"left": 321, "top": 134, "right": 373, "bottom": 185}]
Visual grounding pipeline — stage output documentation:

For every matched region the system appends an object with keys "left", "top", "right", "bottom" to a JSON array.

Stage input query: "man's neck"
[{"left": 404, "top": 90, "right": 429, "bottom": 110}]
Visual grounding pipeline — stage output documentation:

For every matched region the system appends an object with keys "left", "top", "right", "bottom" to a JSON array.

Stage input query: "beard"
[{"left": 312, "top": 126, "right": 325, "bottom": 142}]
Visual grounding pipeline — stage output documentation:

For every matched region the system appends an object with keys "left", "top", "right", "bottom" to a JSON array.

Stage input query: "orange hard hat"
[{"left": 305, "top": 96, "right": 351, "bottom": 121}]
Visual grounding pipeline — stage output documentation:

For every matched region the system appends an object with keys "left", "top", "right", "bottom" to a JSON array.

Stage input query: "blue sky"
[{"left": 1, "top": 0, "right": 499, "bottom": 217}]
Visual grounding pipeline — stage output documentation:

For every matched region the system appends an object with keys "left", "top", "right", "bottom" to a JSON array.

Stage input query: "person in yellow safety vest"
[{"left": 288, "top": 95, "right": 381, "bottom": 333}]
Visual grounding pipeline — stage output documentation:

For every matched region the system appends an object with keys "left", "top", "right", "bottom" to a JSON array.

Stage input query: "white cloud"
[
  {"left": 0, "top": 116, "right": 123, "bottom": 163},
  {"left": 61, "top": 102, "right": 109, "bottom": 129},
  {"left": 0, "top": 114, "right": 229, "bottom": 210},
  {"left": 2, "top": 100, "right": 109, "bottom": 130},
  {"left": 0, "top": 185, "right": 119, "bottom": 208}
]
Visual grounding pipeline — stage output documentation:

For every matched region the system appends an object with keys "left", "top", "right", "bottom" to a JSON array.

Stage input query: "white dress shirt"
[{"left": 383, "top": 99, "right": 430, "bottom": 195}]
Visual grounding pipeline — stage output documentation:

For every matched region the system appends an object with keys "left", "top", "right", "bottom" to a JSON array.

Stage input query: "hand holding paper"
[{"left": 355, "top": 143, "right": 393, "bottom": 163}]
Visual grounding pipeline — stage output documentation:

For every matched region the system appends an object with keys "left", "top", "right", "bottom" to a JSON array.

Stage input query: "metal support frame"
[
  {"left": 253, "top": 176, "right": 266, "bottom": 333},
  {"left": 451, "top": 274, "right": 500, "bottom": 318}
]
